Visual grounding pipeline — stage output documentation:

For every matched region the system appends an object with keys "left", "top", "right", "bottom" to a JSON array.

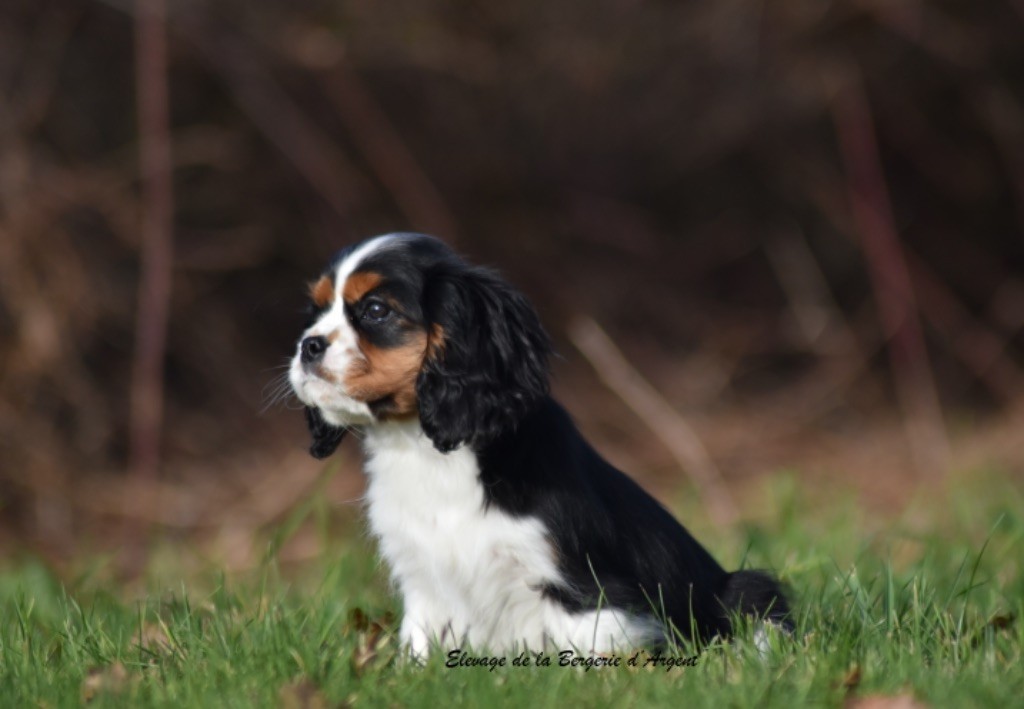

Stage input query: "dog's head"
[{"left": 289, "top": 234, "right": 551, "bottom": 457}]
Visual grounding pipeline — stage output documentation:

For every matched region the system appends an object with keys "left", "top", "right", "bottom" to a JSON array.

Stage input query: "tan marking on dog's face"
[
  {"left": 309, "top": 275, "right": 335, "bottom": 308},
  {"left": 344, "top": 331, "right": 428, "bottom": 417},
  {"left": 343, "top": 271, "right": 383, "bottom": 304}
]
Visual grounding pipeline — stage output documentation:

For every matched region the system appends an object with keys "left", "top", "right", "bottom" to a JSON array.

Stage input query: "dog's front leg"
[
  {"left": 399, "top": 588, "right": 461, "bottom": 658},
  {"left": 399, "top": 617, "right": 432, "bottom": 660}
]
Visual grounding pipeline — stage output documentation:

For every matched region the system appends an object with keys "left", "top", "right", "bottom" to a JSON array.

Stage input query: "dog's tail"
[{"left": 718, "top": 569, "right": 793, "bottom": 633}]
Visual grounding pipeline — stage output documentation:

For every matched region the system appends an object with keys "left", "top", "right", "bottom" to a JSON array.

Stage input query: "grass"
[{"left": 1, "top": 470, "right": 1022, "bottom": 708}]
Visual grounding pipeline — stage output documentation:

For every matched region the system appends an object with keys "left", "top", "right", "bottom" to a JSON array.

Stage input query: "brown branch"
[
  {"left": 569, "top": 317, "right": 739, "bottom": 527},
  {"left": 764, "top": 228, "right": 881, "bottom": 425},
  {"left": 906, "top": 253, "right": 1024, "bottom": 403},
  {"left": 766, "top": 227, "right": 865, "bottom": 360},
  {"left": 831, "top": 70, "right": 949, "bottom": 477},
  {"left": 126, "top": 0, "right": 174, "bottom": 569}
]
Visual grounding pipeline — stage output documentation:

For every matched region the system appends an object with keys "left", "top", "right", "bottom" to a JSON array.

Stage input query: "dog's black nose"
[{"left": 300, "top": 335, "right": 328, "bottom": 364}]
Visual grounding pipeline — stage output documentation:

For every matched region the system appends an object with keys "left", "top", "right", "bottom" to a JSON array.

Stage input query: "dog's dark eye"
[{"left": 363, "top": 301, "right": 392, "bottom": 322}]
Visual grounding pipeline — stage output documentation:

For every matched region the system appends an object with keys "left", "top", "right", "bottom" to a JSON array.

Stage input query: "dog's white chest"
[{"left": 362, "top": 426, "right": 562, "bottom": 649}]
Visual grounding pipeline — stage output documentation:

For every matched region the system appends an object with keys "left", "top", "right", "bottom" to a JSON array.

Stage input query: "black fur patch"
[
  {"left": 304, "top": 406, "right": 346, "bottom": 459},
  {"left": 415, "top": 263, "right": 552, "bottom": 453},
  {"left": 476, "top": 398, "right": 775, "bottom": 641},
  {"left": 491, "top": 400, "right": 793, "bottom": 642}
]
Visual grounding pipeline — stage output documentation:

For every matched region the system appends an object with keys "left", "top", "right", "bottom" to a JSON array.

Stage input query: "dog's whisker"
[
  {"left": 260, "top": 372, "right": 301, "bottom": 414},
  {"left": 260, "top": 377, "right": 289, "bottom": 403}
]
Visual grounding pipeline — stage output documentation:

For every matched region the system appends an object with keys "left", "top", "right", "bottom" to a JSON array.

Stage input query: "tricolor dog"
[{"left": 289, "top": 233, "right": 790, "bottom": 655}]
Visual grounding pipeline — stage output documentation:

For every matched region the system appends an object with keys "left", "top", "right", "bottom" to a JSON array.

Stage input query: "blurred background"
[{"left": 1, "top": 0, "right": 1023, "bottom": 571}]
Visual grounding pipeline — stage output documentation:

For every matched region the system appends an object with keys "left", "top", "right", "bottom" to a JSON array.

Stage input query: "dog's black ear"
[
  {"left": 304, "top": 406, "right": 347, "bottom": 459},
  {"left": 416, "top": 265, "right": 551, "bottom": 453}
]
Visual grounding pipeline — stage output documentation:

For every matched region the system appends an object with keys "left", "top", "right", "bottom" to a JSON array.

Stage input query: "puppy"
[{"left": 289, "top": 233, "right": 790, "bottom": 655}]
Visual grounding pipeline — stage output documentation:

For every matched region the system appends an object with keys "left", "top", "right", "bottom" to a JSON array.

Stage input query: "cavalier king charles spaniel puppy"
[{"left": 289, "top": 233, "right": 790, "bottom": 655}]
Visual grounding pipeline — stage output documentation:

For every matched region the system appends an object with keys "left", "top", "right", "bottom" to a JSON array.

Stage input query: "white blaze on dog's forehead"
[
  {"left": 301, "top": 234, "right": 398, "bottom": 341},
  {"left": 334, "top": 234, "right": 398, "bottom": 299}
]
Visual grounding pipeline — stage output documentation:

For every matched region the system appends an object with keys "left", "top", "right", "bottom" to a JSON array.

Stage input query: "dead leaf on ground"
[
  {"left": 278, "top": 678, "right": 329, "bottom": 709},
  {"left": 80, "top": 662, "right": 131, "bottom": 703},
  {"left": 344, "top": 607, "right": 397, "bottom": 675},
  {"left": 137, "top": 621, "right": 176, "bottom": 656},
  {"left": 970, "top": 613, "right": 1016, "bottom": 647},
  {"left": 846, "top": 693, "right": 929, "bottom": 709},
  {"left": 839, "top": 664, "right": 862, "bottom": 692}
]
